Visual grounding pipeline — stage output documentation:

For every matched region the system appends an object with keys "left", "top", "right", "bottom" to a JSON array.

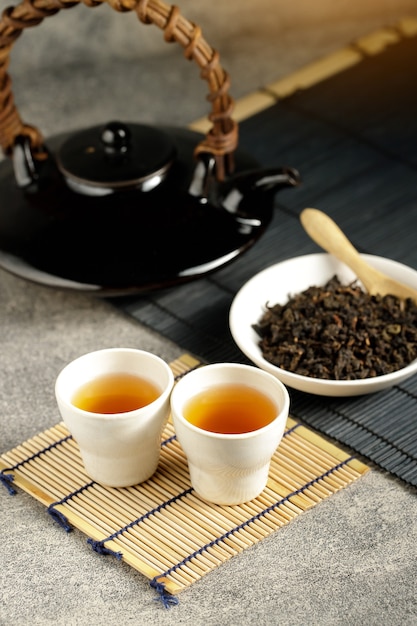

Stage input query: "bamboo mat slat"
[{"left": 0, "top": 354, "right": 368, "bottom": 602}]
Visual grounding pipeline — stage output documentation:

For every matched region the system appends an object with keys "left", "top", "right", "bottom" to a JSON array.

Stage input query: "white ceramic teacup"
[
  {"left": 55, "top": 348, "right": 174, "bottom": 488},
  {"left": 170, "top": 363, "right": 290, "bottom": 505}
]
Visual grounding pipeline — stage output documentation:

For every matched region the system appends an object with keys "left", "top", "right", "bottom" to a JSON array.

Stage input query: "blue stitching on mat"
[
  {"left": 149, "top": 456, "right": 355, "bottom": 608},
  {"left": 47, "top": 480, "right": 96, "bottom": 532},
  {"left": 86, "top": 487, "right": 194, "bottom": 561},
  {"left": 0, "top": 434, "right": 72, "bottom": 495}
]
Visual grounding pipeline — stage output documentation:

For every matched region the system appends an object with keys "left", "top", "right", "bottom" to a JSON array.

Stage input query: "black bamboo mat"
[{"left": 114, "top": 26, "right": 417, "bottom": 487}]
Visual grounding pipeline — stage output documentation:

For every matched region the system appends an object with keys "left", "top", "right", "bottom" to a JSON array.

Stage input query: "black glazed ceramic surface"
[{"left": 0, "top": 125, "right": 299, "bottom": 295}]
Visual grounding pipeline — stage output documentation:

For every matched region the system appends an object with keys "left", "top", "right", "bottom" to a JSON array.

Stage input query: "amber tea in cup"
[
  {"left": 55, "top": 348, "right": 174, "bottom": 487},
  {"left": 183, "top": 383, "right": 277, "bottom": 434},
  {"left": 72, "top": 372, "right": 161, "bottom": 414},
  {"left": 171, "top": 363, "right": 290, "bottom": 505}
]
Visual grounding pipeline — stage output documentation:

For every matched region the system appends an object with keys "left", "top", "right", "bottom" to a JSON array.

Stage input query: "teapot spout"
[
  {"left": 247, "top": 166, "right": 301, "bottom": 192},
  {"left": 220, "top": 166, "right": 301, "bottom": 215}
]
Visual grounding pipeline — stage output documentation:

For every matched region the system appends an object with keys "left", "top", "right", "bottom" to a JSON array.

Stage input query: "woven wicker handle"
[{"left": 0, "top": 0, "right": 238, "bottom": 178}]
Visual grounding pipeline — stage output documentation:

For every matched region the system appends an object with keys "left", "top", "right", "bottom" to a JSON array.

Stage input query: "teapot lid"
[{"left": 56, "top": 121, "right": 177, "bottom": 194}]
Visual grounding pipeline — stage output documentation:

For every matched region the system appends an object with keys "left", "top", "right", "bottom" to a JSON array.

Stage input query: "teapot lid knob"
[
  {"left": 100, "top": 121, "right": 131, "bottom": 155},
  {"left": 56, "top": 121, "right": 177, "bottom": 194}
]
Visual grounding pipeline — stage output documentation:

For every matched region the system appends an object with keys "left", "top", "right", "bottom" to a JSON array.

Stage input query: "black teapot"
[{"left": 0, "top": 0, "right": 300, "bottom": 295}]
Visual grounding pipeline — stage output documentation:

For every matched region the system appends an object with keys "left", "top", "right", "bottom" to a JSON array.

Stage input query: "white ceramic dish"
[{"left": 229, "top": 253, "right": 417, "bottom": 396}]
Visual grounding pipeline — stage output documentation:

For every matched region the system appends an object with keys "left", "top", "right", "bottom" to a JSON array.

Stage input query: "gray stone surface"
[
  {"left": 2, "top": 0, "right": 417, "bottom": 139},
  {"left": 1, "top": 2, "right": 417, "bottom": 624}
]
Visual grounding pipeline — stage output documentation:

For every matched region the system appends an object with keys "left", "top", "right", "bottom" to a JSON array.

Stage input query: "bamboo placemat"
[{"left": 0, "top": 354, "right": 368, "bottom": 605}]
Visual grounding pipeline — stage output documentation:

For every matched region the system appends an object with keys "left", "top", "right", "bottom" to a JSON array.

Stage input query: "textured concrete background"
[{"left": 3, "top": 0, "right": 417, "bottom": 138}]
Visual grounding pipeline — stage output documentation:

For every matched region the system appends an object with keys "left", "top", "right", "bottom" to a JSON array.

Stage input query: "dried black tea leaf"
[{"left": 253, "top": 276, "right": 417, "bottom": 380}]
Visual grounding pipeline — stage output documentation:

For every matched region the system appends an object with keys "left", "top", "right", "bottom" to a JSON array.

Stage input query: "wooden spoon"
[{"left": 300, "top": 207, "right": 417, "bottom": 303}]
